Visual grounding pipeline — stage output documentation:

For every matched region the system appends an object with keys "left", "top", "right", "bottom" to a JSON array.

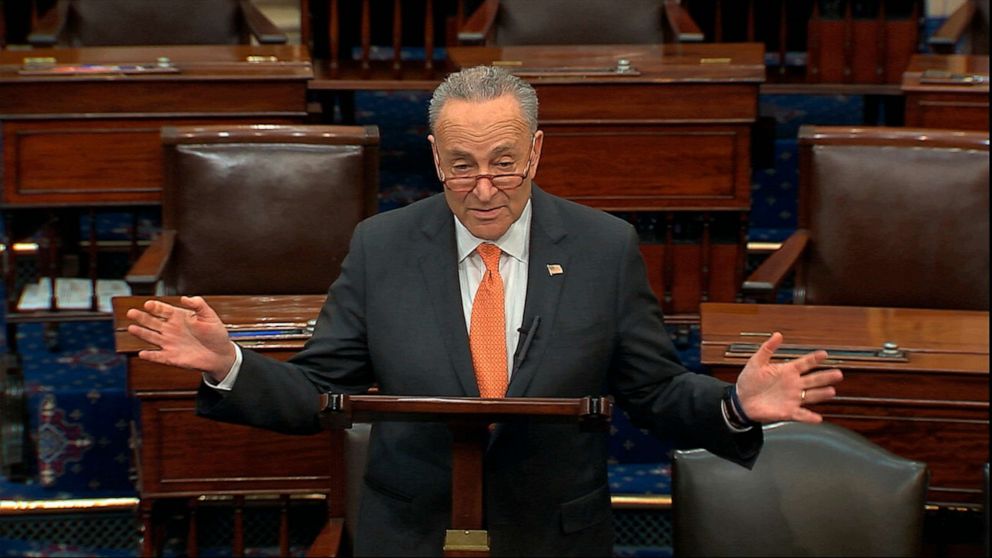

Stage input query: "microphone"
[{"left": 514, "top": 315, "right": 541, "bottom": 371}]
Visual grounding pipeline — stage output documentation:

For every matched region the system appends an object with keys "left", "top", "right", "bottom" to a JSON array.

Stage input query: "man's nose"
[{"left": 473, "top": 176, "right": 499, "bottom": 200}]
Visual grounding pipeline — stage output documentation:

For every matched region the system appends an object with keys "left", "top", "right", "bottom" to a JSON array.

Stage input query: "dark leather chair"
[
  {"left": 126, "top": 124, "right": 379, "bottom": 296},
  {"left": 744, "top": 126, "right": 990, "bottom": 310},
  {"left": 0, "top": 1, "right": 6, "bottom": 49},
  {"left": 28, "top": 0, "right": 287, "bottom": 47},
  {"left": 673, "top": 421, "right": 929, "bottom": 557},
  {"left": 985, "top": 462, "right": 990, "bottom": 556},
  {"left": 457, "top": 0, "right": 703, "bottom": 46},
  {"left": 301, "top": 422, "right": 371, "bottom": 557},
  {"left": 930, "top": 0, "right": 990, "bottom": 55}
]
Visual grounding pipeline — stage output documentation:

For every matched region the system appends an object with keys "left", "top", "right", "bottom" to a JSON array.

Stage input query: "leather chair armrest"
[
  {"left": 929, "top": 0, "right": 977, "bottom": 54},
  {"left": 663, "top": 1, "right": 704, "bottom": 42},
  {"left": 305, "top": 517, "right": 344, "bottom": 558},
  {"left": 742, "top": 229, "right": 809, "bottom": 302},
  {"left": 240, "top": 0, "right": 288, "bottom": 44},
  {"left": 125, "top": 230, "right": 176, "bottom": 296},
  {"left": 27, "top": 0, "right": 70, "bottom": 47},
  {"left": 458, "top": 0, "right": 499, "bottom": 44}
]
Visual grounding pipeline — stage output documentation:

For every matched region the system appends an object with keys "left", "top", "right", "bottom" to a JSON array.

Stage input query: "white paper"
[{"left": 17, "top": 277, "right": 132, "bottom": 313}]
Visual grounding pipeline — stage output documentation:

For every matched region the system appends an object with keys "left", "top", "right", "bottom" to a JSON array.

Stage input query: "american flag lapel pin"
[{"left": 546, "top": 264, "right": 564, "bottom": 276}]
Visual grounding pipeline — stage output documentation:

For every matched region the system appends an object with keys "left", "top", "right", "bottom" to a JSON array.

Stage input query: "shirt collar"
[{"left": 455, "top": 200, "right": 532, "bottom": 265}]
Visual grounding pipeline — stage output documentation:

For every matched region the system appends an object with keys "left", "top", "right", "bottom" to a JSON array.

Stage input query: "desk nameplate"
[{"left": 722, "top": 342, "right": 909, "bottom": 362}]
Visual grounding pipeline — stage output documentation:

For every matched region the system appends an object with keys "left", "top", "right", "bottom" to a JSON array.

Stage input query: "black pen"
[{"left": 514, "top": 315, "right": 541, "bottom": 371}]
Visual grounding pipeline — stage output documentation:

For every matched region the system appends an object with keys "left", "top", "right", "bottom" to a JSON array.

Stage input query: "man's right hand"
[{"left": 126, "top": 295, "right": 236, "bottom": 382}]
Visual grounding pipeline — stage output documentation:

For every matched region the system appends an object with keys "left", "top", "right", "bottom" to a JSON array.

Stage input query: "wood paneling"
[
  {"left": 2, "top": 118, "right": 293, "bottom": 205},
  {"left": 538, "top": 126, "right": 748, "bottom": 210}
]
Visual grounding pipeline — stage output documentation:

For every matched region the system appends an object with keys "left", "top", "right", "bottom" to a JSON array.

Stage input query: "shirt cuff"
[
  {"left": 201, "top": 343, "right": 243, "bottom": 392},
  {"left": 721, "top": 391, "right": 754, "bottom": 433}
]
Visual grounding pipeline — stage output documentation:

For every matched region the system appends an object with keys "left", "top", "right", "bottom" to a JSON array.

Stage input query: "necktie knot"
[{"left": 477, "top": 243, "right": 502, "bottom": 274}]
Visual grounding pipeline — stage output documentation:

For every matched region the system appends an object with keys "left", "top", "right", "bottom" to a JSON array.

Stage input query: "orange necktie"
[{"left": 470, "top": 243, "right": 508, "bottom": 398}]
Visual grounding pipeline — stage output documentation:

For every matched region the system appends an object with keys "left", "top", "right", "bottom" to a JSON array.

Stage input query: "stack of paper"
[{"left": 17, "top": 278, "right": 132, "bottom": 313}]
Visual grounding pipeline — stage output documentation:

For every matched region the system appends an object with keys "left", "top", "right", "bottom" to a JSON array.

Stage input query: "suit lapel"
[
  {"left": 416, "top": 197, "right": 479, "bottom": 396},
  {"left": 505, "top": 187, "right": 569, "bottom": 398}
]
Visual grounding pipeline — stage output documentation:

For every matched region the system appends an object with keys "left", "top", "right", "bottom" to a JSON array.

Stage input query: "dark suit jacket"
[{"left": 199, "top": 185, "right": 761, "bottom": 556}]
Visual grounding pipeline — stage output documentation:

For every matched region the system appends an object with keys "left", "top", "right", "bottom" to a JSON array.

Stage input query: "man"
[{"left": 126, "top": 66, "right": 842, "bottom": 556}]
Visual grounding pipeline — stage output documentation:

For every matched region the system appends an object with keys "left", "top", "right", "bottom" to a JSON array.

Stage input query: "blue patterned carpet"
[{"left": 0, "top": 319, "right": 134, "bottom": 503}]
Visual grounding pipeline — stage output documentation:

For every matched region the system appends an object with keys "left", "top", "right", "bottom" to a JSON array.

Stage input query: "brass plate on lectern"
[{"left": 443, "top": 529, "right": 490, "bottom": 552}]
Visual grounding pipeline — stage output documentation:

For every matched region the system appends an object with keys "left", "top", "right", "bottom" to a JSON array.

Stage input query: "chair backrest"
[
  {"left": 796, "top": 126, "right": 989, "bottom": 310},
  {"left": 673, "top": 421, "right": 928, "bottom": 557},
  {"left": 985, "top": 462, "right": 990, "bottom": 556},
  {"left": 974, "top": 0, "right": 991, "bottom": 54},
  {"left": 491, "top": 0, "right": 667, "bottom": 45},
  {"left": 344, "top": 423, "right": 372, "bottom": 545},
  {"left": 64, "top": 0, "right": 249, "bottom": 46},
  {"left": 161, "top": 124, "right": 379, "bottom": 295}
]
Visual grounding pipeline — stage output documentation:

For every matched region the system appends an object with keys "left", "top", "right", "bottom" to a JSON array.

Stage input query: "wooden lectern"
[{"left": 319, "top": 394, "right": 613, "bottom": 557}]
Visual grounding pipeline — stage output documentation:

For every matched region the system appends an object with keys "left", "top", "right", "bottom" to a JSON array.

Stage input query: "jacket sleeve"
[
  {"left": 197, "top": 221, "right": 377, "bottom": 435},
  {"left": 606, "top": 225, "right": 762, "bottom": 467}
]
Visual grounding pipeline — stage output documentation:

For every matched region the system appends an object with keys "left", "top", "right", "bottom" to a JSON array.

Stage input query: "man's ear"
[
  {"left": 428, "top": 134, "right": 438, "bottom": 162},
  {"left": 530, "top": 130, "right": 545, "bottom": 178},
  {"left": 427, "top": 134, "right": 443, "bottom": 180}
]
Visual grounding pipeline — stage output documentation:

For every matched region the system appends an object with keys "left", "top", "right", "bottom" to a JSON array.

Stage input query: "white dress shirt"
[{"left": 454, "top": 200, "right": 531, "bottom": 381}]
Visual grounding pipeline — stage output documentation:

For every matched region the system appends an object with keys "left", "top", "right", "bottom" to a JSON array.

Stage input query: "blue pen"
[{"left": 228, "top": 329, "right": 306, "bottom": 339}]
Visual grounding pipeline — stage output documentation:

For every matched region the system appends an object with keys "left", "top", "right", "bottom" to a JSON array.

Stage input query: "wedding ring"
[{"left": 801, "top": 389, "right": 807, "bottom": 403}]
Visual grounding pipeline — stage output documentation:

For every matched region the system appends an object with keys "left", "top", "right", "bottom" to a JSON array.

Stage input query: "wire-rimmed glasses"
[{"left": 435, "top": 138, "right": 536, "bottom": 193}]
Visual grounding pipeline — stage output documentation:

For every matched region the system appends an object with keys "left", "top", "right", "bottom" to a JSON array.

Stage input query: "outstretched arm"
[
  {"left": 735, "top": 332, "right": 844, "bottom": 424},
  {"left": 126, "top": 295, "right": 236, "bottom": 382}
]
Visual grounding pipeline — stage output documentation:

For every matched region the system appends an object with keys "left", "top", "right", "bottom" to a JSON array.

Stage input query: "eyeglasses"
[{"left": 435, "top": 139, "right": 535, "bottom": 193}]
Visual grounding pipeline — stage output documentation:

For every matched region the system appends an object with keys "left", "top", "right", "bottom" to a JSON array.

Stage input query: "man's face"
[{"left": 429, "top": 95, "right": 543, "bottom": 241}]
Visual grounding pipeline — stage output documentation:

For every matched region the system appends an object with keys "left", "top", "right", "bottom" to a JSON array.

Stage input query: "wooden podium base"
[
  {"left": 443, "top": 529, "right": 490, "bottom": 557},
  {"left": 320, "top": 394, "right": 612, "bottom": 557}
]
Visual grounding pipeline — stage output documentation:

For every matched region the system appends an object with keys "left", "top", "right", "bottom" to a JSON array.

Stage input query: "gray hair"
[{"left": 428, "top": 65, "right": 539, "bottom": 133}]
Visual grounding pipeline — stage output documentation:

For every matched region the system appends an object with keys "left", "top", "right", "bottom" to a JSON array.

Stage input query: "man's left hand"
[{"left": 735, "top": 332, "right": 844, "bottom": 424}]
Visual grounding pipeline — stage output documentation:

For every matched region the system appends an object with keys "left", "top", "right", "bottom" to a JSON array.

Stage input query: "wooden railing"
[
  {"left": 683, "top": 0, "right": 923, "bottom": 87},
  {"left": 306, "top": 0, "right": 463, "bottom": 88}
]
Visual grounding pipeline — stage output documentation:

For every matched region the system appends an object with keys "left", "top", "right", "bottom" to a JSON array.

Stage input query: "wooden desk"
[
  {"left": 902, "top": 54, "right": 989, "bottom": 131},
  {"left": 700, "top": 302, "right": 990, "bottom": 508},
  {"left": 448, "top": 44, "right": 765, "bottom": 321},
  {"left": 113, "top": 295, "right": 340, "bottom": 556},
  {"left": 1, "top": 45, "right": 311, "bottom": 207}
]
